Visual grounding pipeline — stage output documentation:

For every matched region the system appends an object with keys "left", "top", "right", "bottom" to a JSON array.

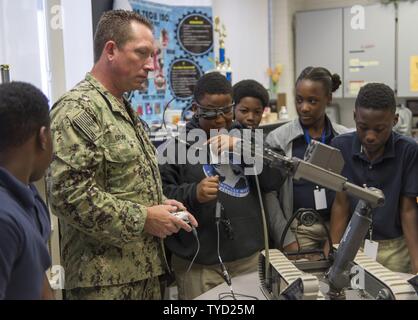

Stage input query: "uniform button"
[{"left": 369, "top": 165, "right": 373, "bottom": 170}]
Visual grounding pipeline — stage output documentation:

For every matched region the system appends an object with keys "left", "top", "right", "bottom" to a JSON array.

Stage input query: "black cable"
[
  {"left": 179, "top": 227, "right": 200, "bottom": 300},
  {"left": 181, "top": 102, "right": 193, "bottom": 121},
  {"left": 295, "top": 221, "right": 302, "bottom": 256},
  {"left": 138, "top": 117, "right": 151, "bottom": 135},
  {"left": 215, "top": 201, "right": 236, "bottom": 299},
  {"left": 316, "top": 213, "right": 334, "bottom": 257},
  {"left": 279, "top": 209, "right": 300, "bottom": 252},
  {"left": 216, "top": 220, "right": 235, "bottom": 292},
  {"left": 186, "top": 228, "right": 200, "bottom": 273},
  {"left": 253, "top": 168, "right": 271, "bottom": 292},
  {"left": 218, "top": 292, "right": 259, "bottom": 300},
  {"left": 160, "top": 97, "right": 176, "bottom": 130},
  {"left": 279, "top": 208, "right": 334, "bottom": 257}
]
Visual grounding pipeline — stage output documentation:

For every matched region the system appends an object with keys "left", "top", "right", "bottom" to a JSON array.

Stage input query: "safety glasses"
[{"left": 195, "top": 102, "right": 235, "bottom": 120}]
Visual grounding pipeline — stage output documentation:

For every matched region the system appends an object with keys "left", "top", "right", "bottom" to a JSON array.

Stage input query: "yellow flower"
[
  {"left": 272, "top": 73, "right": 280, "bottom": 83},
  {"left": 267, "top": 64, "right": 283, "bottom": 85}
]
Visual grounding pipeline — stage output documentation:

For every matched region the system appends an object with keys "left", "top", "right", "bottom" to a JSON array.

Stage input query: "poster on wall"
[{"left": 127, "top": 0, "right": 215, "bottom": 127}]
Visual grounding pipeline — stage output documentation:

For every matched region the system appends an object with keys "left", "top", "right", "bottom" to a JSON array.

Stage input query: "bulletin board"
[{"left": 127, "top": 0, "right": 215, "bottom": 125}]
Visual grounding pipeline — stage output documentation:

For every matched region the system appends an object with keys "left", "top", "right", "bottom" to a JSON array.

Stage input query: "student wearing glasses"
[{"left": 159, "top": 72, "right": 284, "bottom": 299}]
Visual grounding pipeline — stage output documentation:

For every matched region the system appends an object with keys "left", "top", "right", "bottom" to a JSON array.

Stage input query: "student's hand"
[
  {"left": 145, "top": 205, "right": 197, "bottom": 238},
  {"left": 411, "top": 259, "right": 418, "bottom": 275},
  {"left": 196, "top": 176, "right": 219, "bottom": 203},
  {"left": 323, "top": 241, "right": 333, "bottom": 258},
  {"left": 206, "top": 135, "right": 241, "bottom": 154},
  {"left": 41, "top": 275, "right": 55, "bottom": 300},
  {"left": 283, "top": 241, "right": 299, "bottom": 253}
]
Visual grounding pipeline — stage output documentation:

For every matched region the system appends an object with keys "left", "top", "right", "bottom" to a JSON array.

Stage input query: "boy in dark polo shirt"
[
  {"left": 330, "top": 83, "right": 418, "bottom": 274},
  {"left": 0, "top": 82, "right": 54, "bottom": 299}
]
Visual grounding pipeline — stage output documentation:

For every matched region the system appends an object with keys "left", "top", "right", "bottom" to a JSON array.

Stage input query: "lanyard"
[{"left": 303, "top": 128, "right": 326, "bottom": 145}]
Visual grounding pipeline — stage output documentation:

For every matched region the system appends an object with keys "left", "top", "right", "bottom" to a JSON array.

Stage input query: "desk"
[
  {"left": 195, "top": 272, "right": 265, "bottom": 300},
  {"left": 195, "top": 270, "right": 416, "bottom": 300}
]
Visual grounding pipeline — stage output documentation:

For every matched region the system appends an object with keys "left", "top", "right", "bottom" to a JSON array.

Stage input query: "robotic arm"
[
  {"left": 258, "top": 140, "right": 385, "bottom": 296},
  {"left": 261, "top": 141, "right": 384, "bottom": 208}
]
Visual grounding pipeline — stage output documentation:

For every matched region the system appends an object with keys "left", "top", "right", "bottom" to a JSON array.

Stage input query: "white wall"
[
  {"left": 61, "top": 0, "right": 94, "bottom": 90},
  {"left": 271, "top": 0, "right": 383, "bottom": 126},
  {"left": 141, "top": 0, "right": 212, "bottom": 6},
  {"left": 212, "top": 0, "right": 270, "bottom": 88},
  {"left": 298, "top": 0, "right": 380, "bottom": 11},
  {"left": 270, "top": 0, "right": 305, "bottom": 119},
  {"left": 0, "top": 0, "right": 94, "bottom": 99},
  {"left": 0, "top": 0, "right": 44, "bottom": 90}
]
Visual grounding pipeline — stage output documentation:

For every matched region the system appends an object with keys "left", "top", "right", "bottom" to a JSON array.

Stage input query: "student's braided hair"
[{"left": 296, "top": 66, "right": 341, "bottom": 94}]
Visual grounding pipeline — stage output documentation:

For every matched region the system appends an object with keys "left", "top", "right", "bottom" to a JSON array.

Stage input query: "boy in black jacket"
[
  {"left": 233, "top": 79, "right": 297, "bottom": 252},
  {"left": 159, "top": 72, "right": 284, "bottom": 299}
]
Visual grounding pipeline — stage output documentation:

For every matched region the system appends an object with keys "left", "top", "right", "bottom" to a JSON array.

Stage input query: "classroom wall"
[
  {"left": 270, "top": 0, "right": 384, "bottom": 127},
  {"left": 298, "top": 0, "right": 380, "bottom": 11},
  {"left": 212, "top": 0, "right": 270, "bottom": 88},
  {"left": 61, "top": 0, "right": 94, "bottom": 91},
  {"left": 2, "top": 0, "right": 392, "bottom": 127},
  {"left": 47, "top": 0, "right": 270, "bottom": 102},
  {"left": 0, "top": 0, "right": 44, "bottom": 90},
  {"left": 270, "top": 0, "right": 304, "bottom": 119}
]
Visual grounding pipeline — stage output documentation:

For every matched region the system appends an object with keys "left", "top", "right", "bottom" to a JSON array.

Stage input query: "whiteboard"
[
  {"left": 343, "top": 4, "right": 396, "bottom": 98},
  {"left": 295, "top": 8, "right": 343, "bottom": 98}
]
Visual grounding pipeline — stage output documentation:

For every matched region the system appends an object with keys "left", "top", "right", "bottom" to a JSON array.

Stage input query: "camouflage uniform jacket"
[{"left": 48, "top": 73, "right": 165, "bottom": 289}]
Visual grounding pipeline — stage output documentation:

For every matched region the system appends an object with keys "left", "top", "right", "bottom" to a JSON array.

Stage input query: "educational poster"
[
  {"left": 410, "top": 56, "right": 418, "bottom": 92},
  {"left": 128, "top": 0, "right": 215, "bottom": 126}
]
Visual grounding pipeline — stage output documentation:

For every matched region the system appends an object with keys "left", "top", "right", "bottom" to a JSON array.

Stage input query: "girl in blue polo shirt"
[{"left": 266, "top": 67, "right": 350, "bottom": 254}]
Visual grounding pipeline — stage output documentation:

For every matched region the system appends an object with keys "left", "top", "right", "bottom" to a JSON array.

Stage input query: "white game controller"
[{"left": 171, "top": 211, "right": 190, "bottom": 224}]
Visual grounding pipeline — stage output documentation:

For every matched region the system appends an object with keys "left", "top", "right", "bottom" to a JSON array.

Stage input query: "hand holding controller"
[{"left": 171, "top": 211, "right": 191, "bottom": 224}]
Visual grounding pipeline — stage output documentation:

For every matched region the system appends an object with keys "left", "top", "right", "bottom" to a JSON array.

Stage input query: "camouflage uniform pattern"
[
  {"left": 47, "top": 73, "right": 165, "bottom": 293},
  {"left": 65, "top": 276, "right": 162, "bottom": 300}
]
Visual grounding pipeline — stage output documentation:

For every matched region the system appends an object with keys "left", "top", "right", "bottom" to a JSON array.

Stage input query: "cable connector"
[
  {"left": 215, "top": 201, "right": 222, "bottom": 221},
  {"left": 220, "top": 263, "right": 232, "bottom": 286}
]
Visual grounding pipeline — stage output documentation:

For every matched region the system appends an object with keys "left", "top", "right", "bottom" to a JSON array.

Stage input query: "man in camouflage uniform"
[{"left": 47, "top": 10, "right": 197, "bottom": 300}]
